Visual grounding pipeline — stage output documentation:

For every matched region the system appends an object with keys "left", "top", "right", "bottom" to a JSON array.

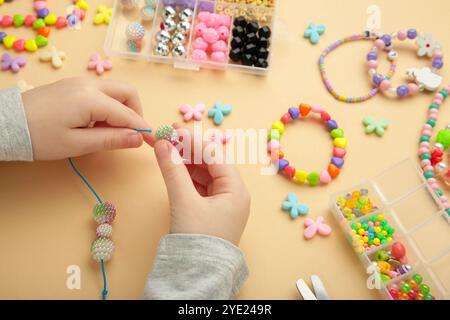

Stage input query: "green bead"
[
  {"left": 424, "top": 294, "right": 434, "bottom": 300},
  {"left": 429, "top": 103, "right": 439, "bottom": 110},
  {"left": 440, "top": 90, "right": 449, "bottom": 98},
  {"left": 420, "top": 135, "right": 430, "bottom": 142},
  {"left": 421, "top": 153, "right": 431, "bottom": 160},
  {"left": 331, "top": 128, "right": 344, "bottom": 138},
  {"left": 420, "top": 284, "right": 430, "bottom": 295},
  {"left": 376, "top": 250, "right": 389, "bottom": 261},
  {"left": 268, "top": 129, "right": 280, "bottom": 141},
  {"left": 412, "top": 274, "right": 423, "bottom": 285},
  {"left": 307, "top": 172, "right": 320, "bottom": 186},
  {"left": 371, "top": 215, "right": 378, "bottom": 222},
  {"left": 35, "top": 35, "right": 48, "bottom": 48},
  {"left": 381, "top": 274, "right": 391, "bottom": 282},
  {"left": 401, "top": 282, "right": 412, "bottom": 293},
  {"left": 436, "top": 129, "right": 450, "bottom": 149},
  {"left": 351, "top": 223, "right": 357, "bottom": 230},
  {"left": 32, "top": 18, "right": 46, "bottom": 29},
  {"left": 446, "top": 208, "right": 450, "bottom": 216},
  {"left": 426, "top": 119, "right": 436, "bottom": 127},
  {"left": 13, "top": 14, "right": 25, "bottom": 27},
  {"left": 436, "top": 189, "right": 443, "bottom": 197},
  {"left": 424, "top": 171, "right": 435, "bottom": 179},
  {"left": 362, "top": 223, "right": 368, "bottom": 230}
]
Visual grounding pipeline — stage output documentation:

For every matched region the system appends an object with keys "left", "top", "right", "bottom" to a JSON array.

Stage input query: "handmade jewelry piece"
[
  {"left": 268, "top": 104, "right": 347, "bottom": 185},
  {"left": 319, "top": 31, "right": 397, "bottom": 103},
  {"left": 281, "top": 192, "right": 309, "bottom": 219},
  {"left": 418, "top": 85, "right": 450, "bottom": 217},
  {"left": 368, "top": 29, "right": 443, "bottom": 97}
]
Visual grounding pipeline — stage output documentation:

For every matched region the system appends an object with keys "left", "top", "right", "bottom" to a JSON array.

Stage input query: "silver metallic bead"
[
  {"left": 156, "top": 30, "right": 171, "bottom": 43},
  {"left": 388, "top": 50, "right": 398, "bottom": 61},
  {"left": 155, "top": 42, "right": 170, "bottom": 56},
  {"left": 435, "top": 162, "right": 448, "bottom": 176},
  {"left": 172, "top": 45, "right": 186, "bottom": 57},
  {"left": 434, "top": 143, "right": 444, "bottom": 152},
  {"left": 162, "top": 18, "right": 177, "bottom": 32},
  {"left": 162, "top": 6, "right": 176, "bottom": 20},
  {"left": 179, "top": 8, "right": 193, "bottom": 21},
  {"left": 171, "top": 32, "right": 185, "bottom": 46},
  {"left": 177, "top": 21, "right": 191, "bottom": 34}
]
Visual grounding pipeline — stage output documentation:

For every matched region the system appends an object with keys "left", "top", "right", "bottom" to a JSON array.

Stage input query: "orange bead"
[
  {"left": 278, "top": 151, "right": 285, "bottom": 159},
  {"left": 37, "top": 26, "right": 51, "bottom": 37},
  {"left": 299, "top": 103, "right": 311, "bottom": 117},
  {"left": 328, "top": 164, "right": 340, "bottom": 178}
]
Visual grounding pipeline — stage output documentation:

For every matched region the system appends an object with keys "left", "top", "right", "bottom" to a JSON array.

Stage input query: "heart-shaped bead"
[
  {"left": 25, "top": 15, "right": 37, "bottom": 27},
  {"left": 56, "top": 16, "right": 68, "bottom": 28},
  {"left": 35, "top": 35, "right": 48, "bottom": 48},
  {"left": 320, "top": 170, "right": 332, "bottom": 184},
  {"left": 1, "top": 15, "right": 13, "bottom": 27},
  {"left": 37, "top": 26, "right": 51, "bottom": 37},
  {"left": 3, "top": 36, "right": 16, "bottom": 49},
  {"left": 12, "top": 39, "right": 25, "bottom": 52},
  {"left": 34, "top": 1, "right": 47, "bottom": 11},
  {"left": 331, "top": 157, "right": 345, "bottom": 168},
  {"left": 32, "top": 18, "right": 46, "bottom": 29},
  {"left": 13, "top": 14, "right": 25, "bottom": 27},
  {"left": 25, "top": 39, "right": 38, "bottom": 52}
]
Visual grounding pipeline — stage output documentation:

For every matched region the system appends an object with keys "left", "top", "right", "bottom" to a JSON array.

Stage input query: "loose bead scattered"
[
  {"left": 39, "top": 46, "right": 66, "bottom": 69},
  {"left": 281, "top": 192, "right": 309, "bottom": 219},
  {"left": 363, "top": 116, "right": 389, "bottom": 137},
  {"left": 87, "top": 53, "right": 112, "bottom": 75},
  {"left": 304, "top": 216, "right": 332, "bottom": 239},
  {"left": 208, "top": 102, "right": 232, "bottom": 125},
  {"left": 179, "top": 103, "right": 206, "bottom": 122},
  {"left": 303, "top": 22, "right": 325, "bottom": 45},
  {"left": 388, "top": 274, "right": 435, "bottom": 300},
  {"left": 336, "top": 189, "right": 378, "bottom": 221},
  {"left": 1, "top": 53, "right": 26, "bottom": 73}
]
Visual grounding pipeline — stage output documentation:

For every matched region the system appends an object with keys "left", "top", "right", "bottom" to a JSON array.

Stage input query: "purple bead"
[
  {"left": 327, "top": 120, "right": 338, "bottom": 131},
  {"left": 397, "top": 85, "right": 409, "bottom": 97},
  {"left": 176, "top": 0, "right": 195, "bottom": 9},
  {"left": 67, "top": 14, "right": 80, "bottom": 27},
  {"left": 367, "top": 51, "right": 377, "bottom": 61},
  {"left": 37, "top": 8, "right": 50, "bottom": 18},
  {"left": 381, "top": 34, "right": 391, "bottom": 45},
  {"left": 288, "top": 107, "right": 300, "bottom": 119},
  {"left": 372, "top": 73, "right": 384, "bottom": 86},
  {"left": 278, "top": 159, "right": 289, "bottom": 171},
  {"left": 0, "top": 32, "right": 6, "bottom": 43},
  {"left": 407, "top": 29, "right": 417, "bottom": 39},
  {"left": 198, "top": 1, "right": 215, "bottom": 12},
  {"left": 331, "top": 157, "right": 345, "bottom": 168},
  {"left": 432, "top": 59, "right": 444, "bottom": 69},
  {"left": 163, "top": 0, "right": 177, "bottom": 6}
]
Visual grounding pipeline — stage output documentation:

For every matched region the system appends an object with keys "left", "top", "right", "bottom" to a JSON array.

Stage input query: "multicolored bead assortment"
[
  {"left": 418, "top": 85, "right": 450, "bottom": 217},
  {"left": 268, "top": 104, "right": 347, "bottom": 186},
  {"left": 371, "top": 242, "right": 411, "bottom": 282},
  {"left": 388, "top": 274, "right": 435, "bottom": 300},
  {"left": 369, "top": 29, "right": 443, "bottom": 97},
  {"left": 319, "top": 32, "right": 397, "bottom": 103},
  {"left": 350, "top": 214, "right": 396, "bottom": 252},
  {"left": 336, "top": 189, "right": 378, "bottom": 221}
]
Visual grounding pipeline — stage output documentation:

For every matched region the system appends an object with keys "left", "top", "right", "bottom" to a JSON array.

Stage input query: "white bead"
[{"left": 435, "top": 162, "right": 447, "bottom": 176}]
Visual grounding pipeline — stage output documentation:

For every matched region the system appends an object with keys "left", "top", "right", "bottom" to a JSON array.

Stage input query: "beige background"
[{"left": 0, "top": 0, "right": 449, "bottom": 299}]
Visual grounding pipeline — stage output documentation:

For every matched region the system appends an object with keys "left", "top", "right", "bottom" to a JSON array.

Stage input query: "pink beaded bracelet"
[{"left": 268, "top": 103, "right": 347, "bottom": 186}]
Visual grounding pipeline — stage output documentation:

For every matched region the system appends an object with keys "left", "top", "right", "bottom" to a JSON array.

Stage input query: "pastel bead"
[
  {"left": 44, "top": 13, "right": 57, "bottom": 25},
  {"left": 211, "top": 40, "right": 228, "bottom": 53},
  {"left": 327, "top": 120, "right": 338, "bottom": 131},
  {"left": 397, "top": 30, "right": 407, "bottom": 41},
  {"left": 433, "top": 51, "right": 444, "bottom": 59},
  {"left": 1, "top": 15, "right": 13, "bottom": 27},
  {"left": 374, "top": 39, "right": 385, "bottom": 49},
  {"left": 195, "top": 22, "right": 207, "bottom": 37},
  {"left": 192, "top": 49, "right": 207, "bottom": 61},
  {"left": 193, "top": 37, "right": 208, "bottom": 51},
  {"left": 321, "top": 111, "right": 331, "bottom": 121},
  {"left": 380, "top": 80, "right": 391, "bottom": 91},
  {"left": 12, "top": 39, "right": 25, "bottom": 52},
  {"left": 24, "top": 15, "right": 36, "bottom": 27},
  {"left": 280, "top": 113, "right": 291, "bottom": 124},
  {"left": 408, "top": 83, "right": 420, "bottom": 96},
  {"left": 25, "top": 39, "right": 38, "bottom": 52},
  {"left": 319, "top": 170, "right": 332, "bottom": 184},
  {"left": 210, "top": 51, "right": 226, "bottom": 63},
  {"left": 334, "top": 137, "right": 348, "bottom": 148},
  {"left": 367, "top": 60, "right": 378, "bottom": 69},
  {"left": 267, "top": 139, "right": 280, "bottom": 152},
  {"left": 331, "top": 157, "right": 345, "bottom": 168},
  {"left": 288, "top": 107, "right": 300, "bottom": 119},
  {"left": 217, "top": 26, "right": 230, "bottom": 41},
  {"left": 203, "top": 28, "right": 219, "bottom": 44},
  {"left": 283, "top": 166, "right": 296, "bottom": 178}
]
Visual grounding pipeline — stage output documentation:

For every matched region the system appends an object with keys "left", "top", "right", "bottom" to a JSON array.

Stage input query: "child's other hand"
[
  {"left": 22, "top": 78, "right": 151, "bottom": 160},
  {"left": 152, "top": 125, "right": 250, "bottom": 246}
]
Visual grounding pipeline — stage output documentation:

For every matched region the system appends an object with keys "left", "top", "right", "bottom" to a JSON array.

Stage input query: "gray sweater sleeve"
[
  {"left": 0, "top": 87, "right": 33, "bottom": 161},
  {"left": 144, "top": 234, "right": 249, "bottom": 300}
]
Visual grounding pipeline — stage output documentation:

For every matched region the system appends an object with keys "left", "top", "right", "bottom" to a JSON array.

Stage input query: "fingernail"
[{"left": 127, "top": 133, "right": 142, "bottom": 147}]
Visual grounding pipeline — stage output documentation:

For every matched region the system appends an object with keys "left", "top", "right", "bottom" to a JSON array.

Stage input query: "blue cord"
[
  {"left": 100, "top": 259, "right": 108, "bottom": 300},
  {"left": 135, "top": 129, "right": 152, "bottom": 133},
  {"left": 68, "top": 158, "right": 103, "bottom": 204}
]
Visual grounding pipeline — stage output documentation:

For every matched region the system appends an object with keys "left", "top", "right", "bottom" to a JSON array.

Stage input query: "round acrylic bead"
[
  {"left": 91, "top": 238, "right": 115, "bottom": 262},
  {"left": 93, "top": 201, "right": 117, "bottom": 224}
]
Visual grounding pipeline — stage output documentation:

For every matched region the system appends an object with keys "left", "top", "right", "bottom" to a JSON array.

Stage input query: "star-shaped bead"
[
  {"left": 363, "top": 116, "right": 389, "bottom": 137},
  {"left": 39, "top": 46, "right": 66, "bottom": 69},
  {"left": 94, "top": 5, "right": 112, "bottom": 25},
  {"left": 303, "top": 23, "right": 326, "bottom": 45},
  {"left": 208, "top": 102, "right": 232, "bottom": 125},
  {"left": 282, "top": 192, "right": 310, "bottom": 219}
]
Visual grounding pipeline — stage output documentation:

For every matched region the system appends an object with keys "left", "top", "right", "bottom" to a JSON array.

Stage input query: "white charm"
[
  {"left": 39, "top": 46, "right": 66, "bottom": 69},
  {"left": 388, "top": 50, "right": 398, "bottom": 61},
  {"left": 416, "top": 33, "right": 441, "bottom": 57},
  {"left": 406, "top": 67, "right": 443, "bottom": 91}
]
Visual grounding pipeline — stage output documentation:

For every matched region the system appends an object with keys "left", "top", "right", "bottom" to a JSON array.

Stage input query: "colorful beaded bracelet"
[
  {"left": 267, "top": 104, "right": 347, "bottom": 186},
  {"left": 319, "top": 31, "right": 397, "bottom": 103},
  {"left": 418, "top": 85, "right": 450, "bottom": 217},
  {"left": 369, "top": 29, "right": 444, "bottom": 98}
]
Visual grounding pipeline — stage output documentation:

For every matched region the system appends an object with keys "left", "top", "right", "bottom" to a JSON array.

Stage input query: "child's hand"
[
  {"left": 152, "top": 126, "right": 250, "bottom": 246},
  {"left": 22, "top": 78, "right": 151, "bottom": 160}
]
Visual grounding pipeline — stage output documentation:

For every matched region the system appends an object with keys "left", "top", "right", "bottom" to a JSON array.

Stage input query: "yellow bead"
[
  {"left": 358, "top": 228, "right": 365, "bottom": 235},
  {"left": 2, "top": 36, "right": 16, "bottom": 49},
  {"left": 294, "top": 170, "right": 307, "bottom": 183},
  {"left": 373, "top": 238, "right": 380, "bottom": 245},
  {"left": 387, "top": 237, "right": 393, "bottom": 242},
  {"left": 374, "top": 227, "right": 381, "bottom": 233},
  {"left": 351, "top": 191, "right": 360, "bottom": 198},
  {"left": 378, "top": 214, "right": 384, "bottom": 220},
  {"left": 334, "top": 137, "right": 348, "bottom": 148},
  {"left": 356, "top": 223, "right": 361, "bottom": 229},
  {"left": 381, "top": 230, "right": 387, "bottom": 236},
  {"left": 337, "top": 196, "right": 346, "bottom": 206},
  {"left": 25, "top": 39, "right": 38, "bottom": 52},
  {"left": 76, "top": 0, "right": 89, "bottom": 11},
  {"left": 44, "top": 13, "right": 57, "bottom": 25},
  {"left": 271, "top": 121, "right": 285, "bottom": 135},
  {"left": 342, "top": 208, "right": 352, "bottom": 216},
  {"left": 363, "top": 236, "right": 369, "bottom": 243}
]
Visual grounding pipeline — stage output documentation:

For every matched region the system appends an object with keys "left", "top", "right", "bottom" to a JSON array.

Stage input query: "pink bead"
[
  {"left": 431, "top": 183, "right": 439, "bottom": 189},
  {"left": 210, "top": 51, "right": 226, "bottom": 63},
  {"left": 432, "top": 50, "right": 444, "bottom": 59},
  {"left": 319, "top": 170, "right": 332, "bottom": 184},
  {"left": 425, "top": 165, "right": 434, "bottom": 172},
  {"left": 423, "top": 124, "right": 432, "bottom": 130},
  {"left": 374, "top": 39, "right": 385, "bottom": 49},
  {"left": 218, "top": 15, "right": 231, "bottom": 28},
  {"left": 422, "top": 129, "right": 432, "bottom": 137},
  {"left": 367, "top": 60, "right": 378, "bottom": 69},
  {"left": 203, "top": 28, "right": 219, "bottom": 44},
  {"left": 192, "top": 49, "right": 207, "bottom": 61},
  {"left": 197, "top": 11, "right": 211, "bottom": 23},
  {"left": 280, "top": 113, "right": 291, "bottom": 124},
  {"left": 379, "top": 80, "right": 391, "bottom": 91},
  {"left": 24, "top": 14, "right": 36, "bottom": 27},
  {"left": 445, "top": 86, "right": 450, "bottom": 91},
  {"left": 1, "top": 15, "right": 13, "bottom": 27},
  {"left": 34, "top": 1, "right": 47, "bottom": 11},
  {"left": 311, "top": 105, "right": 323, "bottom": 113},
  {"left": 320, "top": 111, "right": 331, "bottom": 121},
  {"left": 428, "top": 113, "right": 438, "bottom": 121},
  {"left": 421, "top": 159, "right": 431, "bottom": 167},
  {"left": 205, "top": 13, "right": 220, "bottom": 28},
  {"left": 427, "top": 178, "right": 437, "bottom": 184},
  {"left": 440, "top": 196, "right": 447, "bottom": 202},
  {"left": 368, "top": 221, "right": 374, "bottom": 227},
  {"left": 211, "top": 40, "right": 228, "bottom": 53},
  {"left": 436, "top": 93, "right": 444, "bottom": 101},
  {"left": 217, "top": 26, "right": 230, "bottom": 41},
  {"left": 419, "top": 147, "right": 429, "bottom": 155},
  {"left": 408, "top": 83, "right": 420, "bottom": 96},
  {"left": 397, "top": 30, "right": 407, "bottom": 41},
  {"left": 283, "top": 166, "right": 296, "bottom": 178},
  {"left": 432, "top": 99, "right": 442, "bottom": 105},
  {"left": 333, "top": 147, "right": 346, "bottom": 158},
  {"left": 194, "top": 22, "right": 207, "bottom": 37},
  {"left": 268, "top": 139, "right": 280, "bottom": 152},
  {"left": 389, "top": 271, "right": 399, "bottom": 278},
  {"left": 420, "top": 142, "right": 430, "bottom": 148},
  {"left": 192, "top": 37, "right": 208, "bottom": 51}
]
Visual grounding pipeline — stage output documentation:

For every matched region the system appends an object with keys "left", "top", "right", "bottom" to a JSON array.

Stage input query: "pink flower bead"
[
  {"left": 193, "top": 37, "right": 208, "bottom": 51},
  {"left": 379, "top": 80, "right": 391, "bottom": 91},
  {"left": 367, "top": 60, "right": 378, "bottom": 69},
  {"left": 374, "top": 39, "right": 385, "bottom": 49},
  {"left": 195, "top": 22, "right": 207, "bottom": 37},
  {"left": 217, "top": 25, "right": 230, "bottom": 41},
  {"left": 408, "top": 83, "right": 419, "bottom": 96},
  {"left": 397, "top": 30, "right": 407, "bottom": 41},
  {"left": 210, "top": 51, "right": 227, "bottom": 63},
  {"left": 203, "top": 28, "right": 219, "bottom": 44},
  {"left": 211, "top": 40, "right": 228, "bottom": 53},
  {"left": 192, "top": 49, "right": 207, "bottom": 61},
  {"left": 1, "top": 15, "right": 13, "bottom": 27},
  {"left": 197, "top": 11, "right": 211, "bottom": 23},
  {"left": 432, "top": 50, "right": 443, "bottom": 59}
]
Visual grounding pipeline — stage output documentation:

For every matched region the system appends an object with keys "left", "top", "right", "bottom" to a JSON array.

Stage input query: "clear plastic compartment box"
[
  {"left": 104, "top": 0, "right": 277, "bottom": 75},
  {"left": 329, "top": 159, "right": 450, "bottom": 300}
]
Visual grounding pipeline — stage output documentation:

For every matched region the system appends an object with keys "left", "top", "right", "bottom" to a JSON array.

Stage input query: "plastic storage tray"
[
  {"left": 104, "top": 0, "right": 276, "bottom": 75},
  {"left": 329, "top": 159, "right": 450, "bottom": 300}
]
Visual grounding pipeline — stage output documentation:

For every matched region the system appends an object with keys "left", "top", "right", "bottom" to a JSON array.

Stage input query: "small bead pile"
[
  {"left": 350, "top": 214, "right": 395, "bottom": 252},
  {"left": 191, "top": 11, "right": 232, "bottom": 63},
  {"left": 154, "top": 5, "right": 193, "bottom": 57},
  {"left": 418, "top": 85, "right": 450, "bottom": 217},
  {"left": 336, "top": 189, "right": 378, "bottom": 221},
  {"left": 268, "top": 104, "right": 347, "bottom": 186},
  {"left": 229, "top": 16, "right": 271, "bottom": 68},
  {"left": 371, "top": 242, "right": 411, "bottom": 282},
  {"left": 93, "top": 5, "right": 112, "bottom": 25},
  {"left": 388, "top": 274, "right": 435, "bottom": 300}
]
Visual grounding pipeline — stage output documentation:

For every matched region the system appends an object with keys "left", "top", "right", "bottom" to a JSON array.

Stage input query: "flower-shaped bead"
[
  {"left": 179, "top": 103, "right": 205, "bottom": 122},
  {"left": 1, "top": 53, "right": 26, "bottom": 73},
  {"left": 208, "top": 102, "right": 232, "bottom": 125},
  {"left": 91, "top": 238, "right": 115, "bottom": 262},
  {"left": 39, "top": 46, "right": 66, "bottom": 69},
  {"left": 87, "top": 53, "right": 112, "bottom": 75},
  {"left": 304, "top": 216, "right": 332, "bottom": 240},
  {"left": 94, "top": 5, "right": 112, "bottom": 25},
  {"left": 303, "top": 23, "right": 326, "bottom": 45},
  {"left": 416, "top": 33, "right": 441, "bottom": 58},
  {"left": 282, "top": 192, "right": 310, "bottom": 219},
  {"left": 363, "top": 116, "right": 389, "bottom": 137}
]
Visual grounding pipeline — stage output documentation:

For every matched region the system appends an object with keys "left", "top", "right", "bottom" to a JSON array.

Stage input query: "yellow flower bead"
[
  {"left": 334, "top": 137, "right": 348, "bottom": 148},
  {"left": 271, "top": 120, "right": 285, "bottom": 135},
  {"left": 294, "top": 170, "right": 307, "bottom": 183}
]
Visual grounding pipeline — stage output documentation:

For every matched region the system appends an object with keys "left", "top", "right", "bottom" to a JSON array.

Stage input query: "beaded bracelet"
[
  {"left": 319, "top": 31, "right": 397, "bottom": 103},
  {"left": 369, "top": 29, "right": 444, "bottom": 98},
  {"left": 418, "top": 85, "right": 450, "bottom": 217},
  {"left": 268, "top": 104, "right": 347, "bottom": 185}
]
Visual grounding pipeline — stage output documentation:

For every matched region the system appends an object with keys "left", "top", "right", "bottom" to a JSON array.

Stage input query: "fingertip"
[{"left": 127, "top": 132, "right": 144, "bottom": 148}]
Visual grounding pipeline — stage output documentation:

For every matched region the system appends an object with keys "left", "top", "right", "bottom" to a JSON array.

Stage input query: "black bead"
[
  {"left": 231, "top": 37, "right": 244, "bottom": 49},
  {"left": 258, "top": 37, "right": 270, "bottom": 48},
  {"left": 245, "top": 21, "right": 259, "bottom": 33},
  {"left": 245, "top": 32, "right": 258, "bottom": 44},
  {"left": 232, "top": 26, "right": 244, "bottom": 38},
  {"left": 258, "top": 26, "right": 271, "bottom": 38},
  {"left": 257, "top": 47, "right": 269, "bottom": 59},
  {"left": 233, "top": 16, "right": 247, "bottom": 28},
  {"left": 242, "top": 53, "right": 254, "bottom": 66},
  {"left": 229, "top": 48, "right": 243, "bottom": 62},
  {"left": 254, "top": 58, "right": 268, "bottom": 68},
  {"left": 244, "top": 43, "right": 257, "bottom": 54}
]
